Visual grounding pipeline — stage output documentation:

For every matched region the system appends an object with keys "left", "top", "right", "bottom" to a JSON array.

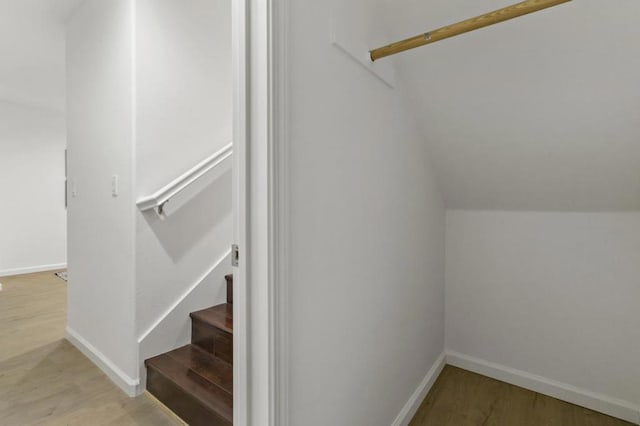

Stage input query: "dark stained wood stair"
[{"left": 146, "top": 274, "right": 234, "bottom": 425}]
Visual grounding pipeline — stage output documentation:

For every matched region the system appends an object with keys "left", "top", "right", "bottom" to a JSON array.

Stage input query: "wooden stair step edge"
[
  {"left": 146, "top": 346, "right": 232, "bottom": 426},
  {"left": 165, "top": 344, "right": 233, "bottom": 394},
  {"left": 225, "top": 274, "right": 233, "bottom": 305},
  {"left": 190, "top": 304, "right": 233, "bottom": 334},
  {"left": 191, "top": 304, "right": 233, "bottom": 364}
]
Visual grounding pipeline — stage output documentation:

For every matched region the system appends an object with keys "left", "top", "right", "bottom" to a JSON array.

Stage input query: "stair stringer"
[{"left": 137, "top": 250, "right": 231, "bottom": 393}]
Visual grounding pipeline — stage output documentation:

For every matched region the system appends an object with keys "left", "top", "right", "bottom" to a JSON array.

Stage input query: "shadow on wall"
[{"left": 141, "top": 169, "right": 232, "bottom": 262}]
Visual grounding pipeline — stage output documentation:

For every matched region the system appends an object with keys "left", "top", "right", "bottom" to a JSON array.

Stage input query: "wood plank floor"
[
  {"left": 410, "top": 365, "right": 634, "bottom": 426},
  {"left": 0, "top": 271, "right": 181, "bottom": 425}
]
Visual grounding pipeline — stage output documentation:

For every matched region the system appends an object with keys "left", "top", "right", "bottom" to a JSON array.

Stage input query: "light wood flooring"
[
  {"left": 410, "top": 365, "right": 634, "bottom": 426},
  {"left": 0, "top": 271, "right": 181, "bottom": 425},
  {"left": 3, "top": 271, "right": 634, "bottom": 425}
]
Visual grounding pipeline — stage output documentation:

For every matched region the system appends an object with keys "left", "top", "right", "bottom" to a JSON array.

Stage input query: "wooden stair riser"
[
  {"left": 145, "top": 276, "right": 234, "bottom": 425},
  {"left": 166, "top": 345, "right": 233, "bottom": 393},
  {"left": 225, "top": 274, "right": 233, "bottom": 305},
  {"left": 192, "top": 318, "right": 233, "bottom": 365},
  {"left": 146, "top": 365, "right": 232, "bottom": 426}
]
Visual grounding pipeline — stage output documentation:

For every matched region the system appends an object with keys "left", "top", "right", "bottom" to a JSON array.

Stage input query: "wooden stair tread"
[
  {"left": 190, "top": 304, "right": 233, "bottom": 334},
  {"left": 165, "top": 344, "right": 233, "bottom": 394},
  {"left": 145, "top": 278, "right": 234, "bottom": 424},
  {"left": 146, "top": 346, "right": 233, "bottom": 423}
]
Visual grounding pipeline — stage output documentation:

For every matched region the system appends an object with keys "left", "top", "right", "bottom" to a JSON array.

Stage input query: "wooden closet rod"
[{"left": 370, "top": 0, "right": 571, "bottom": 61}]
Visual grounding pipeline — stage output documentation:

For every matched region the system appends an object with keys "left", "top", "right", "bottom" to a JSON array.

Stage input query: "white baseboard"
[
  {"left": 0, "top": 263, "right": 67, "bottom": 277},
  {"left": 66, "top": 326, "right": 141, "bottom": 397},
  {"left": 446, "top": 351, "right": 640, "bottom": 425},
  {"left": 391, "top": 352, "right": 446, "bottom": 426}
]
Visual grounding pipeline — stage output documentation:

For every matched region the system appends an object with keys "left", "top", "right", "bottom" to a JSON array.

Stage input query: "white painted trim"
[
  {"left": 66, "top": 326, "right": 141, "bottom": 397},
  {"left": 232, "top": 0, "right": 249, "bottom": 423},
  {"left": 272, "top": 0, "right": 290, "bottom": 424},
  {"left": 136, "top": 142, "right": 233, "bottom": 211},
  {"left": 0, "top": 263, "right": 67, "bottom": 277},
  {"left": 446, "top": 351, "right": 640, "bottom": 425},
  {"left": 136, "top": 250, "right": 232, "bottom": 343},
  {"left": 245, "top": 0, "right": 273, "bottom": 422},
  {"left": 391, "top": 353, "right": 447, "bottom": 426},
  {"left": 237, "top": 0, "right": 284, "bottom": 423}
]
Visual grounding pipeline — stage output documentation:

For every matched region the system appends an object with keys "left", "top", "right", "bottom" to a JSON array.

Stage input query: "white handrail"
[{"left": 136, "top": 142, "right": 233, "bottom": 213}]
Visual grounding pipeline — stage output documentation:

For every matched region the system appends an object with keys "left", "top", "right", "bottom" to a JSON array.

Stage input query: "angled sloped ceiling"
[{"left": 380, "top": 0, "right": 640, "bottom": 211}]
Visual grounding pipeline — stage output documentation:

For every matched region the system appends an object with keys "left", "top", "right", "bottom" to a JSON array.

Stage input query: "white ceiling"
[
  {"left": 381, "top": 0, "right": 640, "bottom": 211},
  {"left": 0, "top": 0, "right": 84, "bottom": 112}
]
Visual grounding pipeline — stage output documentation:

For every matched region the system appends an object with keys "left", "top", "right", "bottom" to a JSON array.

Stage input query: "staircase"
[{"left": 146, "top": 275, "right": 234, "bottom": 425}]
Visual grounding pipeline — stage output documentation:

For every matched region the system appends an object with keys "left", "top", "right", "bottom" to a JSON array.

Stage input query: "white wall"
[
  {"left": 446, "top": 210, "right": 640, "bottom": 415},
  {"left": 285, "top": 1, "right": 446, "bottom": 424},
  {"left": 135, "top": 0, "right": 232, "bottom": 195},
  {"left": 0, "top": 101, "right": 67, "bottom": 276},
  {"left": 382, "top": 0, "right": 640, "bottom": 211},
  {"left": 66, "top": 0, "right": 138, "bottom": 391},
  {"left": 66, "top": 0, "right": 232, "bottom": 394},
  {"left": 0, "top": 0, "right": 83, "bottom": 112},
  {"left": 135, "top": 0, "right": 233, "bottom": 375}
]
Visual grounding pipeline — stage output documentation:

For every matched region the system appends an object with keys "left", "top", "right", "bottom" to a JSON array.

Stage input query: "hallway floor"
[
  {"left": 410, "top": 365, "right": 633, "bottom": 426},
  {"left": 0, "top": 271, "right": 181, "bottom": 425}
]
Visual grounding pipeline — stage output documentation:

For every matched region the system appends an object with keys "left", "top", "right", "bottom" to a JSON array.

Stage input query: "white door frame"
[
  {"left": 271, "top": 0, "right": 291, "bottom": 424},
  {"left": 232, "top": 0, "right": 289, "bottom": 424},
  {"left": 231, "top": 0, "right": 249, "bottom": 423}
]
